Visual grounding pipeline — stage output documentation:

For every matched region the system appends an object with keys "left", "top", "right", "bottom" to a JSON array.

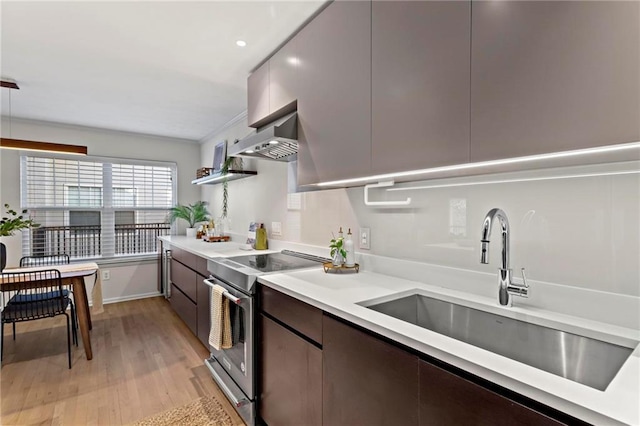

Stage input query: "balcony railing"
[{"left": 29, "top": 223, "right": 171, "bottom": 258}]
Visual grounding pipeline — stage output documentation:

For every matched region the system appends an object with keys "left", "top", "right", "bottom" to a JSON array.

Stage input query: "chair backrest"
[
  {"left": 19, "top": 254, "right": 70, "bottom": 267},
  {"left": 0, "top": 269, "right": 67, "bottom": 319}
]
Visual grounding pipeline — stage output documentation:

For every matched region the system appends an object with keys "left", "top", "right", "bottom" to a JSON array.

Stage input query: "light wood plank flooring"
[{"left": 1, "top": 297, "right": 245, "bottom": 426}]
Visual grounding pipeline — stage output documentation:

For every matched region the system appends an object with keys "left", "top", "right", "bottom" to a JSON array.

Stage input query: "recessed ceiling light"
[
  {"left": 269, "top": 140, "right": 279, "bottom": 145},
  {"left": 236, "top": 40, "right": 247, "bottom": 47},
  {"left": 245, "top": 149, "right": 254, "bottom": 154}
]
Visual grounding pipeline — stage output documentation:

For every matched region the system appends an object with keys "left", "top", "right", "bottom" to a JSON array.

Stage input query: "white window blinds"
[{"left": 20, "top": 154, "right": 176, "bottom": 259}]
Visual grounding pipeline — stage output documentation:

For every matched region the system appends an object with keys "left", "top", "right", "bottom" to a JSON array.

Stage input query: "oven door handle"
[
  {"left": 205, "top": 358, "right": 249, "bottom": 408},
  {"left": 203, "top": 278, "right": 242, "bottom": 305}
]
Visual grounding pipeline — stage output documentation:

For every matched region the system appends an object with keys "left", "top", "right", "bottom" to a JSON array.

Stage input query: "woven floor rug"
[{"left": 132, "top": 395, "right": 235, "bottom": 426}]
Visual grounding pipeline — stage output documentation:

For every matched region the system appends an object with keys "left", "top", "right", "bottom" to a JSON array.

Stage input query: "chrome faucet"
[{"left": 480, "top": 208, "right": 529, "bottom": 306}]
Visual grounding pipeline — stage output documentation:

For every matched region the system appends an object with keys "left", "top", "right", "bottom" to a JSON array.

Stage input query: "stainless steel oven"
[
  {"left": 204, "top": 250, "right": 329, "bottom": 426},
  {"left": 203, "top": 275, "right": 254, "bottom": 422}
]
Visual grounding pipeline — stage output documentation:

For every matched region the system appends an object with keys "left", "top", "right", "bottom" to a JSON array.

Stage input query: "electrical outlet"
[
  {"left": 359, "top": 227, "right": 371, "bottom": 250},
  {"left": 101, "top": 270, "right": 110, "bottom": 281},
  {"left": 271, "top": 221, "right": 282, "bottom": 237}
]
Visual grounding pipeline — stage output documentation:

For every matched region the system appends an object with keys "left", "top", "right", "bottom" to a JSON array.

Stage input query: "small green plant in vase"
[
  {"left": 168, "top": 201, "right": 210, "bottom": 237},
  {"left": 329, "top": 235, "right": 347, "bottom": 266},
  {"left": 1, "top": 204, "right": 39, "bottom": 271}
]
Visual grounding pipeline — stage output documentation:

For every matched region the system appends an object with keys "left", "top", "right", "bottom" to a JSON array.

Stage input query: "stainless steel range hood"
[{"left": 228, "top": 112, "right": 297, "bottom": 162}]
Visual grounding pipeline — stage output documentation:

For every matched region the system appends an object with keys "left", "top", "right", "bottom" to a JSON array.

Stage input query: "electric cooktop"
[
  {"left": 207, "top": 250, "right": 330, "bottom": 294},
  {"left": 226, "top": 250, "right": 328, "bottom": 273}
]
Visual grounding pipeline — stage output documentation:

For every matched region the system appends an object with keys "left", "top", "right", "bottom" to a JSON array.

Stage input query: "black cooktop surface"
[{"left": 225, "top": 250, "right": 328, "bottom": 273}]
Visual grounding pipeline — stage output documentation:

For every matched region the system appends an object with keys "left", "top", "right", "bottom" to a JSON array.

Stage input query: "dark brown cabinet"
[
  {"left": 261, "top": 284, "right": 322, "bottom": 344},
  {"left": 257, "top": 286, "right": 586, "bottom": 425},
  {"left": 259, "top": 314, "right": 322, "bottom": 426},
  {"left": 372, "top": 1, "right": 471, "bottom": 174},
  {"left": 322, "top": 315, "right": 420, "bottom": 426},
  {"left": 169, "top": 280, "right": 197, "bottom": 335},
  {"left": 258, "top": 285, "right": 323, "bottom": 426},
  {"left": 420, "top": 360, "right": 564, "bottom": 425},
  {"left": 169, "top": 248, "right": 211, "bottom": 347},
  {"left": 296, "top": 0, "right": 372, "bottom": 186},
  {"left": 170, "top": 257, "right": 198, "bottom": 336},
  {"left": 170, "top": 259, "right": 197, "bottom": 301},
  {"left": 470, "top": 1, "right": 640, "bottom": 162}
]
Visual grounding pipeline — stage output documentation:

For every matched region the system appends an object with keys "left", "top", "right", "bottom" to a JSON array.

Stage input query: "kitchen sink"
[{"left": 360, "top": 292, "right": 636, "bottom": 391}]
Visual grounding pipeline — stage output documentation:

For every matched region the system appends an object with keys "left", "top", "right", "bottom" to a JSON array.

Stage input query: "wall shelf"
[{"left": 191, "top": 169, "right": 257, "bottom": 185}]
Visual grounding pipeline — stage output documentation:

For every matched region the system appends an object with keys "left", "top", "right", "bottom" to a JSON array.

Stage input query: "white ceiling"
[{"left": 0, "top": 1, "right": 326, "bottom": 141}]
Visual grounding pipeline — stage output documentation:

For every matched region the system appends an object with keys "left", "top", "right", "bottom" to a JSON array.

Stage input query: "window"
[{"left": 21, "top": 155, "right": 176, "bottom": 260}]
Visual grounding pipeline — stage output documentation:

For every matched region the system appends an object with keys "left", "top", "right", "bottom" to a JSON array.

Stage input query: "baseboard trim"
[{"left": 97, "top": 292, "right": 163, "bottom": 306}]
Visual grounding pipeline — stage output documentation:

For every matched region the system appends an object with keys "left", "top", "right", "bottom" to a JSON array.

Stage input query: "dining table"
[{"left": 0, "top": 262, "right": 102, "bottom": 360}]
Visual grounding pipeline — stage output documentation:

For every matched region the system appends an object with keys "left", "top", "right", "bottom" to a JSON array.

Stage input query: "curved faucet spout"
[
  {"left": 480, "top": 208, "right": 510, "bottom": 271},
  {"left": 480, "top": 208, "right": 529, "bottom": 307}
]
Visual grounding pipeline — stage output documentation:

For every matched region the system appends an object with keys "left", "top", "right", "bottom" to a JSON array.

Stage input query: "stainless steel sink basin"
[{"left": 361, "top": 293, "right": 636, "bottom": 391}]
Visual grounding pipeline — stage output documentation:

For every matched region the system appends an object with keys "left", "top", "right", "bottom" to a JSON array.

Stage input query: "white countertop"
[
  {"left": 258, "top": 268, "right": 640, "bottom": 426},
  {"left": 158, "top": 235, "right": 278, "bottom": 259},
  {"left": 159, "top": 234, "right": 640, "bottom": 425}
]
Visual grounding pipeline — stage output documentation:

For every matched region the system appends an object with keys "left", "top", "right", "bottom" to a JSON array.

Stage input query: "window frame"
[{"left": 20, "top": 153, "right": 177, "bottom": 260}]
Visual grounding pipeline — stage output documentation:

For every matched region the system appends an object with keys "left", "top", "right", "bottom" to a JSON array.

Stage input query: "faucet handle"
[
  {"left": 507, "top": 268, "right": 530, "bottom": 299},
  {"left": 521, "top": 268, "right": 529, "bottom": 289}
]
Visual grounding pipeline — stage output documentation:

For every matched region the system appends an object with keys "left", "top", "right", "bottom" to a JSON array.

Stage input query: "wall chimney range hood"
[{"left": 228, "top": 112, "right": 297, "bottom": 162}]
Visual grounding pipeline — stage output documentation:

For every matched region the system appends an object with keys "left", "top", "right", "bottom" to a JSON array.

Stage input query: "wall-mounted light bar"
[
  {"left": 387, "top": 169, "right": 640, "bottom": 192},
  {"left": 0, "top": 138, "right": 88, "bottom": 156},
  {"left": 315, "top": 141, "right": 640, "bottom": 187}
]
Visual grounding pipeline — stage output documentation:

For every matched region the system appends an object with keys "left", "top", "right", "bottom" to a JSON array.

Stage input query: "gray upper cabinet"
[
  {"left": 372, "top": 1, "right": 471, "bottom": 175},
  {"left": 471, "top": 1, "right": 640, "bottom": 162},
  {"left": 296, "top": 0, "right": 372, "bottom": 186},
  {"left": 247, "top": 61, "right": 270, "bottom": 128},
  {"left": 270, "top": 38, "right": 297, "bottom": 116},
  {"left": 247, "top": 38, "right": 298, "bottom": 128}
]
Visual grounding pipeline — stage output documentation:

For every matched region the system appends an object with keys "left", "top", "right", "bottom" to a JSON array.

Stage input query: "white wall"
[
  {"left": 0, "top": 117, "right": 202, "bottom": 301},
  {"left": 200, "top": 115, "right": 640, "bottom": 301}
]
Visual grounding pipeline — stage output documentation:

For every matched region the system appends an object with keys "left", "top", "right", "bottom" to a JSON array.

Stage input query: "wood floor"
[{"left": 1, "top": 297, "right": 245, "bottom": 426}]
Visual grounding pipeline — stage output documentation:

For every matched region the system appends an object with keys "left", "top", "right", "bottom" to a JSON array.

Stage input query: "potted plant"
[
  {"left": 329, "top": 235, "right": 347, "bottom": 266},
  {"left": 0, "top": 203, "right": 39, "bottom": 271},
  {"left": 168, "top": 201, "right": 210, "bottom": 237}
]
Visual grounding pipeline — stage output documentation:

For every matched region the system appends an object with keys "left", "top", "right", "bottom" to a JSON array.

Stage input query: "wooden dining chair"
[{"left": 1, "top": 269, "right": 77, "bottom": 368}]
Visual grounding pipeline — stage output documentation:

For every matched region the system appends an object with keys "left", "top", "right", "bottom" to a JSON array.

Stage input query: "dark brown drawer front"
[
  {"left": 171, "top": 259, "right": 197, "bottom": 302},
  {"left": 260, "top": 314, "right": 322, "bottom": 426},
  {"left": 419, "top": 360, "right": 564, "bottom": 426},
  {"left": 260, "top": 285, "right": 323, "bottom": 344},
  {"left": 196, "top": 255, "right": 209, "bottom": 278},
  {"left": 170, "top": 284, "right": 197, "bottom": 335},
  {"left": 171, "top": 246, "right": 197, "bottom": 270},
  {"left": 323, "top": 315, "right": 419, "bottom": 426}
]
